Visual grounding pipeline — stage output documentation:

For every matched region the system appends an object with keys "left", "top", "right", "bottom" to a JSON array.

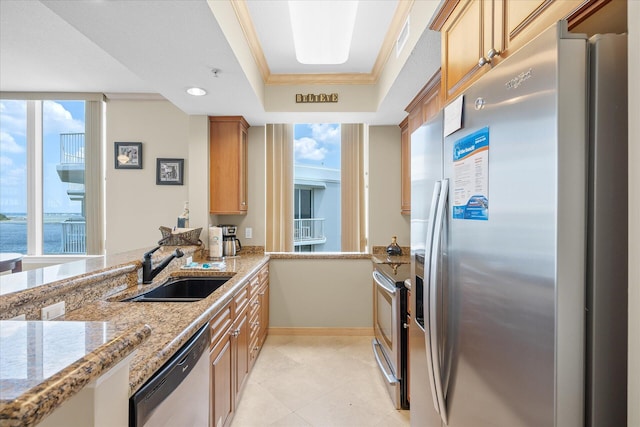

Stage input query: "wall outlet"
[
  {"left": 245, "top": 227, "right": 252, "bottom": 239},
  {"left": 42, "top": 301, "right": 65, "bottom": 320},
  {"left": 186, "top": 256, "right": 193, "bottom": 265}
]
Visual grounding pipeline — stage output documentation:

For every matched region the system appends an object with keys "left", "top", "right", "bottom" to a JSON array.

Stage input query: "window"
[
  {"left": 0, "top": 96, "right": 103, "bottom": 256},
  {"left": 266, "top": 123, "right": 366, "bottom": 253},
  {"left": 293, "top": 123, "right": 340, "bottom": 252}
]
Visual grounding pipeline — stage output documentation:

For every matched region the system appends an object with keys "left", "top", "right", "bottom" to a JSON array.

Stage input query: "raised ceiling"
[{"left": 0, "top": 0, "right": 442, "bottom": 125}]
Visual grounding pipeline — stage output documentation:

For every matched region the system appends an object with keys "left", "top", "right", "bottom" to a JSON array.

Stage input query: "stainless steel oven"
[{"left": 372, "top": 261, "right": 409, "bottom": 409}]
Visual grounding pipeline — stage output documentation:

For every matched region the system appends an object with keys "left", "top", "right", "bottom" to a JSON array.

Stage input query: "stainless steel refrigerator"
[{"left": 409, "top": 21, "right": 627, "bottom": 427}]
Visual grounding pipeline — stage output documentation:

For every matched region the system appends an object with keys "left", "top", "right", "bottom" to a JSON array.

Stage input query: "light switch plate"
[
  {"left": 245, "top": 227, "right": 252, "bottom": 239},
  {"left": 42, "top": 301, "right": 65, "bottom": 320}
]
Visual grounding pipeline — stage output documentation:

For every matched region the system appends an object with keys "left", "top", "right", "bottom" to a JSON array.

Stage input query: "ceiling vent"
[{"left": 396, "top": 16, "right": 410, "bottom": 58}]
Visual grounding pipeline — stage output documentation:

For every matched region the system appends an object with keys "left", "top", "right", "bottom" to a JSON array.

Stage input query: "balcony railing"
[
  {"left": 60, "top": 133, "right": 85, "bottom": 164},
  {"left": 61, "top": 220, "right": 86, "bottom": 254},
  {"left": 294, "top": 218, "right": 326, "bottom": 246}
]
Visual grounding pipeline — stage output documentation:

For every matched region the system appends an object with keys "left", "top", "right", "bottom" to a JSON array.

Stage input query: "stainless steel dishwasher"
[{"left": 130, "top": 324, "right": 210, "bottom": 427}]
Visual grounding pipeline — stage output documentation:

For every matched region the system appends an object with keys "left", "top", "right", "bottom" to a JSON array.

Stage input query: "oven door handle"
[
  {"left": 372, "top": 271, "right": 396, "bottom": 295},
  {"left": 372, "top": 339, "right": 399, "bottom": 384}
]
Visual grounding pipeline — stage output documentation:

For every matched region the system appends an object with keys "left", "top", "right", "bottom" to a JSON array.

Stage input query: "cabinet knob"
[
  {"left": 403, "top": 323, "right": 410, "bottom": 329},
  {"left": 478, "top": 48, "right": 501, "bottom": 67}
]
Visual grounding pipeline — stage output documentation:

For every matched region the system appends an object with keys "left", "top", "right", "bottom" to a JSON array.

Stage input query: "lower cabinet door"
[
  {"left": 210, "top": 334, "right": 233, "bottom": 427},
  {"left": 234, "top": 312, "right": 250, "bottom": 403}
]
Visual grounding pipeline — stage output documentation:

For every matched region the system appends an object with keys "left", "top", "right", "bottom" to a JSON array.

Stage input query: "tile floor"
[{"left": 231, "top": 334, "right": 410, "bottom": 427}]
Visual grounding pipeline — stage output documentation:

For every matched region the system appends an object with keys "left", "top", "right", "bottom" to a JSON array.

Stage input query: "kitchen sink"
[{"left": 122, "top": 276, "right": 232, "bottom": 302}]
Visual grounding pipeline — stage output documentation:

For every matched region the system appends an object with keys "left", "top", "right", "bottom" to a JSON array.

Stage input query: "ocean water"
[{"left": 0, "top": 217, "right": 78, "bottom": 254}]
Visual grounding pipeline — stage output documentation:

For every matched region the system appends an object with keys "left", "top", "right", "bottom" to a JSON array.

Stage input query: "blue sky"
[
  {"left": 294, "top": 123, "right": 340, "bottom": 169},
  {"left": 0, "top": 100, "right": 85, "bottom": 214}
]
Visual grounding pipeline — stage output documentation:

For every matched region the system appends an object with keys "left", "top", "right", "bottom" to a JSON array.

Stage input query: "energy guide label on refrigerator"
[{"left": 452, "top": 127, "right": 489, "bottom": 220}]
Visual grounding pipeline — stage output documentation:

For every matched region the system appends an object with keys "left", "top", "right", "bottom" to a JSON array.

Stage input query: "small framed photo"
[
  {"left": 114, "top": 142, "right": 143, "bottom": 169},
  {"left": 156, "top": 158, "right": 184, "bottom": 185}
]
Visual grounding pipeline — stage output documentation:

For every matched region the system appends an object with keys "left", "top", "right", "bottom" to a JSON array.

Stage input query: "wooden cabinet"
[
  {"left": 209, "top": 263, "right": 269, "bottom": 427},
  {"left": 233, "top": 309, "right": 250, "bottom": 404},
  {"left": 432, "top": 0, "right": 586, "bottom": 103},
  {"left": 209, "top": 116, "right": 249, "bottom": 215},
  {"left": 248, "top": 264, "right": 269, "bottom": 368},
  {"left": 435, "top": 0, "right": 504, "bottom": 102},
  {"left": 209, "top": 304, "right": 234, "bottom": 427},
  {"left": 399, "top": 118, "right": 410, "bottom": 216},
  {"left": 400, "top": 70, "right": 441, "bottom": 215}
]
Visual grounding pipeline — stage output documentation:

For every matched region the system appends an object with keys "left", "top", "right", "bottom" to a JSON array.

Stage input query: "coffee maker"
[{"left": 218, "top": 225, "right": 242, "bottom": 257}]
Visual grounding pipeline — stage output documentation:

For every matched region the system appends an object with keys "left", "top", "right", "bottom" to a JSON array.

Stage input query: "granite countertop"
[
  {"left": 63, "top": 253, "right": 269, "bottom": 395},
  {"left": 0, "top": 246, "right": 404, "bottom": 426},
  {"left": 0, "top": 320, "right": 151, "bottom": 427},
  {"left": 370, "top": 245, "right": 411, "bottom": 266},
  {"left": 370, "top": 253, "right": 411, "bottom": 265},
  {"left": 0, "top": 248, "right": 148, "bottom": 298},
  {"left": 0, "top": 248, "right": 269, "bottom": 427}
]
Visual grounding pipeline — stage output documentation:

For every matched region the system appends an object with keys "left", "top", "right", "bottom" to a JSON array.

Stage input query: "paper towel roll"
[{"left": 208, "top": 226, "right": 223, "bottom": 258}]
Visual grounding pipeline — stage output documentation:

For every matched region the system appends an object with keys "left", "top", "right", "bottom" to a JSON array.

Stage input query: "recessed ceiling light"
[
  {"left": 186, "top": 87, "right": 207, "bottom": 96},
  {"left": 288, "top": 0, "right": 358, "bottom": 65}
]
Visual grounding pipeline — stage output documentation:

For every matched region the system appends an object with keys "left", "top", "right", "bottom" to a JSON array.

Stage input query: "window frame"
[{"left": 0, "top": 94, "right": 105, "bottom": 261}]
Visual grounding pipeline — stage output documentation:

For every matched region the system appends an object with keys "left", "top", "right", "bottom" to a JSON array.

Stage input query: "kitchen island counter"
[
  {"left": 63, "top": 252, "right": 269, "bottom": 396},
  {"left": 0, "top": 320, "right": 151, "bottom": 427},
  {"left": 0, "top": 249, "right": 269, "bottom": 427}
]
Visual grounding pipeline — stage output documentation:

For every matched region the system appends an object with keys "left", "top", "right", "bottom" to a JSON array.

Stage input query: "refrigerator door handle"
[
  {"left": 423, "top": 180, "right": 443, "bottom": 416},
  {"left": 429, "top": 178, "right": 449, "bottom": 424}
]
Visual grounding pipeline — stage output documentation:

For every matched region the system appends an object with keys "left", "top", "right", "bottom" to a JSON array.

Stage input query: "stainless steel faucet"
[{"left": 142, "top": 246, "right": 184, "bottom": 284}]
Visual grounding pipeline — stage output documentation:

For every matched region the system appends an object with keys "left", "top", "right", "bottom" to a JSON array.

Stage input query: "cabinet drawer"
[
  {"left": 209, "top": 303, "right": 233, "bottom": 349},
  {"left": 249, "top": 295, "right": 260, "bottom": 318},
  {"left": 258, "top": 264, "right": 269, "bottom": 284},
  {"left": 234, "top": 283, "right": 249, "bottom": 315},
  {"left": 248, "top": 333, "right": 260, "bottom": 367},
  {"left": 249, "top": 274, "right": 260, "bottom": 298},
  {"left": 248, "top": 309, "right": 260, "bottom": 339}
]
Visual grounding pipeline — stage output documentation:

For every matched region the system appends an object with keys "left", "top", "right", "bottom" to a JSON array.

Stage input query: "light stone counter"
[
  {"left": 0, "top": 245, "right": 269, "bottom": 427},
  {"left": 64, "top": 252, "right": 269, "bottom": 396},
  {"left": 0, "top": 320, "right": 151, "bottom": 427}
]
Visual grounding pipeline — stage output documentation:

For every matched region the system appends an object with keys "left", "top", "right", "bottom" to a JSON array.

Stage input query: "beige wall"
[
  {"left": 269, "top": 258, "right": 373, "bottom": 328},
  {"left": 105, "top": 99, "right": 191, "bottom": 254}
]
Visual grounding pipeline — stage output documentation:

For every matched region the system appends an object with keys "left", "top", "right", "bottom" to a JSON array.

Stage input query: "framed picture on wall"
[
  {"left": 156, "top": 158, "right": 184, "bottom": 185},
  {"left": 114, "top": 142, "right": 143, "bottom": 169}
]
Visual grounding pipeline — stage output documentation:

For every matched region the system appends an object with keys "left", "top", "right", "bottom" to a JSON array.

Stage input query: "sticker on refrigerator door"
[{"left": 452, "top": 127, "right": 489, "bottom": 220}]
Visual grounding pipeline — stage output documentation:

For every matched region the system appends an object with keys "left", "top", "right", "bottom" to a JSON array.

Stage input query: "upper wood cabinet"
[
  {"left": 399, "top": 118, "right": 410, "bottom": 216},
  {"left": 209, "top": 116, "right": 249, "bottom": 215},
  {"left": 432, "top": 0, "right": 588, "bottom": 103},
  {"left": 436, "top": 0, "right": 503, "bottom": 102},
  {"left": 400, "top": 70, "right": 441, "bottom": 215}
]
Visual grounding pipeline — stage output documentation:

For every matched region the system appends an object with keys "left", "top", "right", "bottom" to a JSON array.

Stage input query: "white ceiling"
[{"left": 0, "top": 0, "right": 441, "bottom": 126}]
